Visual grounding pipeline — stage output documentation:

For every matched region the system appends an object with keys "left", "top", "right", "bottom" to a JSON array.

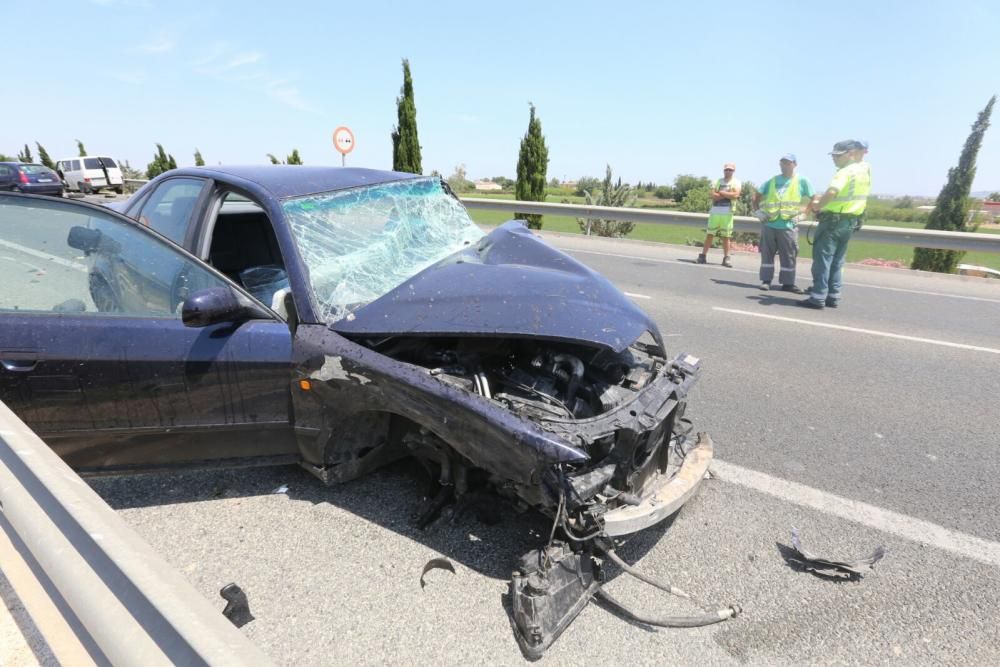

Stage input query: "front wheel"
[{"left": 89, "top": 275, "right": 120, "bottom": 312}]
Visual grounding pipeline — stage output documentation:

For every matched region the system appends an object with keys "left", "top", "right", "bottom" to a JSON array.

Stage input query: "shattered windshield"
[{"left": 282, "top": 177, "right": 485, "bottom": 323}]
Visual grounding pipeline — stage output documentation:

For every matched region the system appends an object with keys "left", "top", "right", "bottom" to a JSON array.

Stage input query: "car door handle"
[{"left": 1, "top": 359, "right": 38, "bottom": 372}]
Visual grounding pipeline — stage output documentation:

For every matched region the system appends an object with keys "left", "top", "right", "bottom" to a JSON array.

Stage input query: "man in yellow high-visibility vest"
[
  {"left": 752, "top": 153, "right": 814, "bottom": 293},
  {"left": 800, "top": 140, "right": 871, "bottom": 309}
]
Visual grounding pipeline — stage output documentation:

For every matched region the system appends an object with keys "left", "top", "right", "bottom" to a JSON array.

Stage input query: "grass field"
[{"left": 464, "top": 204, "right": 1000, "bottom": 271}]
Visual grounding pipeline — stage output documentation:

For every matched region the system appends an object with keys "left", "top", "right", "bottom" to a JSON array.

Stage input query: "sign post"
[{"left": 332, "top": 126, "right": 355, "bottom": 167}]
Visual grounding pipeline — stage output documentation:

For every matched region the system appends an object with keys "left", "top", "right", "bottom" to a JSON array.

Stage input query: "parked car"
[
  {"left": 0, "top": 162, "right": 64, "bottom": 196},
  {"left": 0, "top": 168, "right": 711, "bottom": 652},
  {"left": 56, "top": 155, "right": 124, "bottom": 194}
]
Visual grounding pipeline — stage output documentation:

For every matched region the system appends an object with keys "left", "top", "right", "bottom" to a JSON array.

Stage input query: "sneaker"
[
  {"left": 696, "top": 253, "right": 707, "bottom": 264},
  {"left": 797, "top": 299, "right": 824, "bottom": 310},
  {"left": 825, "top": 299, "right": 839, "bottom": 308},
  {"left": 760, "top": 282, "right": 770, "bottom": 291},
  {"left": 781, "top": 284, "right": 805, "bottom": 294},
  {"left": 722, "top": 256, "right": 733, "bottom": 268}
]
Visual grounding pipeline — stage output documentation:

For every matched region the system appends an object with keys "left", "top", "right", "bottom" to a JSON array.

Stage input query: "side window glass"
[
  {"left": 0, "top": 196, "right": 236, "bottom": 318},
  {"left": 137, "top": 178, "right": 206, "bottom": 244},
  {"left": 71, "top": 160, "right": 81, "bottom": 171}
]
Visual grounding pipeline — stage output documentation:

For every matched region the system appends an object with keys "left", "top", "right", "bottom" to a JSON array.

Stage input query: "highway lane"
[
  {"left": 77, "top": 236, "right": 1000, "bottom": 665},
  {"left": 545, "top": 236, "right": 1000, "bottom": 540}
]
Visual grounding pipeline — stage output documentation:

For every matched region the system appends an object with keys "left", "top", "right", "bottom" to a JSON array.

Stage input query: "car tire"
[
  {"left": 114, "top": 185, "right": 124, "bottom": 195},
  {"left": 89, "top": 276, "right": 120, "bottom": 312}
]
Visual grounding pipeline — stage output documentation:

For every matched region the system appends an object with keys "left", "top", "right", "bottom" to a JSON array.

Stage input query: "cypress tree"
[
  {"left": 18, "top": 144, "right": 33, "bottom": 163},
  {"left": 391, "top": 59, "right": 422, "bottom": 174},
  {"left": 147, "top": 144, "right": 174, "bottom": 178},
  {"left": 194, "top": 149, "right": 205, "bottom": 166},
  {"left": 912, "top": 95, "right": 995, "bottom": 273},
  {"left": 515, "top": 103, "right": 549, "bottom": 229},
  {"left": 76, "top": 139, "right": 87, "bottom": 157},
  {"left": 167, "top": 154, "right": 177, "bottom": 170},
  {"left": 286, "top": 149, "right": 303, "bottom": 165},
  {"left": 36, "top": 143, "right": 56, "bottom": 170},
  {"left": 267, "top": 153, "right": 281, "bottom": 165}
]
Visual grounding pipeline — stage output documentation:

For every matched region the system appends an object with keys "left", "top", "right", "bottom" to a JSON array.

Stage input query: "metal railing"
[
  {"left": 460, "top": 198, "right": 1000, "bottom": 254},
  {"left": 0, "top": 400, "right": 274, "bottom": 666}
]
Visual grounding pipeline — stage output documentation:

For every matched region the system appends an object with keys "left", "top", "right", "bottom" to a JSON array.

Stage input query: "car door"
[
  {"left": 0, "top": 165, "right": 13, "bottom": 190},
  {"left": 0, "top": 193, "right": 298, "bottom": 472}
]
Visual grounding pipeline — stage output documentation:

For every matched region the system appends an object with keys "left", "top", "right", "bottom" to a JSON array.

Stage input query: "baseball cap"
[
  {"left": 830, "top": 140, "right": 865, "bottom": 155},
  {"left": 723, "top": 162, "right": 736, "bottom": 170},
  {"left": 780, "top": 153, "right": 797, "bottom": 163}
]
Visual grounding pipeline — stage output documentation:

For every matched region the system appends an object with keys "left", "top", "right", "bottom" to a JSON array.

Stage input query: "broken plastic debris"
[
  {"left": 420, "top": 557, "right": 456, "bottom": 589},
  {"left": 786, "top": 528, "right": 886, "bottom": 580},
  {"left": 272, "top": 484, "right": 288, "bottom": 494},
  {"left": 220, "top": 583, "right": 254, "bottom": 628}
]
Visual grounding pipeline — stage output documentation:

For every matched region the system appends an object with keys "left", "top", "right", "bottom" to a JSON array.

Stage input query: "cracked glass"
[{"left": 282, "top": 177, "right": 484, "bottom": 323}]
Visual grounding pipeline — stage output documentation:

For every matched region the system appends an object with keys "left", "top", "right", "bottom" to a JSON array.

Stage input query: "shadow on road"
[
  {"left": 87, "top": 460, "right": 674, "bottom": 581},
  {"left": 745, "top": 294, "right": 807, "bottom": 308},
  {"left": 711, "top": 278, "right": 760, "bottom": 290}
]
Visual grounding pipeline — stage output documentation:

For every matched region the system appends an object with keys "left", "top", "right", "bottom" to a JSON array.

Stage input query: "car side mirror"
[
  {"left": 67, "top": 225, "right": 121, "bottom": 255},
  {"left": 182, "top": 287, "right": 254, "bottom": 328}
]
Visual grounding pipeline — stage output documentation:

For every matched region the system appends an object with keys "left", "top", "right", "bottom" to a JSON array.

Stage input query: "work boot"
[
  {"left": 722, "top": 256, "right": 733, "bottom": 268},
  {"left": 696, "top": 253, "right": 707, "bottom": 264},
  {"left": 825, "top": 299, "right": 839, "bottom": 308},
  {"left": 760, "top": 282, "right": 770, "bottom": 291},
  {"left": 781, "top": 284, "right": 805, "bottom": 294},
  {"left": 797, "top": 299, "right": 824, "bottom": 310}
]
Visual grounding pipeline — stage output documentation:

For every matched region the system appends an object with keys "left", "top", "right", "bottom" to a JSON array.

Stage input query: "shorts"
[{"left": 706, "top": 208, "right": 734, "bottom": 238}]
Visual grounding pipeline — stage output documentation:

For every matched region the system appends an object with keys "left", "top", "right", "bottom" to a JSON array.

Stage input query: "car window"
[
  {"left": 22, "top": 165, "right": 53, "bottom": 175},
  {"left": 71, "top": 160, "right": 81, "bottom": 170},
  {"left": 0, "top": 196, "right": 236, "bottom": 318},
  {"left": 0, "top": 166, "right": 9, "bottom": 176},
  {"left": 137, "top": 177, "right": 206, "bottom": 244},
  {"left": 83, "top": 157, "right": 102, "bottom": 169},
  {"left": 99, "top": 157, "right": 118, "bottom": 168}
]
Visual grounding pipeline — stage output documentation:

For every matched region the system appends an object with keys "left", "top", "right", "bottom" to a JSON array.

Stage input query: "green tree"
[
  {"left": 987, "top": 192, "right": 1000, "bottom": 202},
  {"left": 574, "top": 176, "right": 601, "bottom": 197},
  {"left": 679, "top": 186, "right": 712, "bottom": 213},
  {"left": 36, "top": 143, "right": 56, "bottom": 170},
  {"left": 76, "top": 140, "right": 87, "bottom": 157},
  {"left": 267, "top": 153, "right": 281, "bottom": 165},
  {"left": 912, "top": 95, "right": 995, "bottom": 273},
  {"left": 673, "top": 174, "right": 712, "bottom": 202},
  {"left": 446, "top": 164, "right": 474, "bottom": 192},
  {"left": 147, "top": 144, "right": 175, "bottom": 179},
  {"left": 577, "top": 165, "right": 637, "bottom": 237},
  {"left": 286, "top": 149, "right": 303, "bottom": 165},
  {"left": 735, "top": 181, "right": 757, "bottom": 216},
  {"left": 653, "top": 185, "right": 674, "bottom": 200},
  {"left": 515, "top": 103, "right": 549, "bottom": 229},
  {"left": 894, "top": 195, "right": 914, "bottom": 208},
  {"left": 17, "top": 144, "right": 33, "bottom": 163},
  {"left": 194, "top": 149, "right": 205, "bottom": 166},
  {"left": 391, "top": 59, "right": 422, "bottom": 174},
  {"left": 549, "top": 176, "right": 561, "bottom": 188},
  {"left": 0, "top": 153, "right": 15, "bottom": 161},
  {"left": 120, "top": 160, "right": 144, "bottom": 180}
]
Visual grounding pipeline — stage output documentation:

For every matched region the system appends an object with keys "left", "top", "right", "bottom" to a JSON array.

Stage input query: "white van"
[{"left": 56, "top": 156, "right": 125, "bottom": 194}]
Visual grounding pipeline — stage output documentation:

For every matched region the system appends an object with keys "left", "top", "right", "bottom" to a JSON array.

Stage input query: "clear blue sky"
[{"left": 6, "top": 0, "right": 1000, "bottom": 196}]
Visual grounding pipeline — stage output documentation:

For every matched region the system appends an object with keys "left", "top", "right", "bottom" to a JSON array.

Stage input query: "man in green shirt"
[
  {"left": 752, "top": 153, "right": 814, "bottom": 292},
  {"left": 800, "top": 140, "right": 872, "bottom": 309}
]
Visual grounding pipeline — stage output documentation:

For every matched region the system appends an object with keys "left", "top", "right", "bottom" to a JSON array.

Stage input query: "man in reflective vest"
[
  {"left": 752, "top": 153, "right": 814, "bottom": 292},
  {"left": 697, "top": 162, "right": 742, "bottom": 267},
  {"left": 799, "top": 140, "right": 871, "bottom": 309}
]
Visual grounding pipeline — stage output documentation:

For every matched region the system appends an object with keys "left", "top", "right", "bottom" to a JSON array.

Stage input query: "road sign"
[{"left": 332, "top": 126, "right": 355, "bottom": 163}]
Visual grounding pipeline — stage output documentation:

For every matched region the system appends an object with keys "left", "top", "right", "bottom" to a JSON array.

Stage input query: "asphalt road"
[{"left": 74, "top": 234, "right": 1000, "bottom": 666}]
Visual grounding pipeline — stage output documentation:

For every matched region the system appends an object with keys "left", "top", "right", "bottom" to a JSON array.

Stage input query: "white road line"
[
  {"left": 565, "top": 248, "right": 1000, "bottom": 304},
  {"left": 0, "top": 238, "right": 86, "bottom": 272},
  {"left": 713, "top": 307, "right": 1000, "bottom": 355},
  {"left": 711, "top": 459, "right": 1000, "bottom": 569},
  {"left": 623, "top": 292, "right": 652, "bottom": 300}
]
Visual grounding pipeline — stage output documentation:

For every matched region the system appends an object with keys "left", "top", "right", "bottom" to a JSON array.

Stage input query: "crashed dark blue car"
[{"left": 0, "top": 166, "right": 714, "bottom": 653}]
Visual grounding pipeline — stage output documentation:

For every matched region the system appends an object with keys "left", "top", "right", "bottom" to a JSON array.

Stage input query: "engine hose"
[
  {"left": 552, "top": 354, "right": 584, "bottom": 404},
  {"left": 596, "top": 588, "right": 741, "bottom": 628},
  {"left": 599, "top": 546, "right": 691, "bottom": 599}
]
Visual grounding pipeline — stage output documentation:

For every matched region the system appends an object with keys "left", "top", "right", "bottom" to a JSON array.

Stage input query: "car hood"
[{"left": 331, "top": 222, "right": 663, "bottom": 353}]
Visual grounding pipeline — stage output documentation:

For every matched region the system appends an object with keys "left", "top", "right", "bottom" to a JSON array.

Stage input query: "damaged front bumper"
[{"left": 601, "top": 432, "right": 713, "bottom": 536}]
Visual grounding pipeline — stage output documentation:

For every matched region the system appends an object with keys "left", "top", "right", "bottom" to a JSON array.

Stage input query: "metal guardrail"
[
  {"left": 0, "top": 400, "right": 273, "bottom": 666},
  {"left": 115, "top": 181, "right": 1000, "bottom": 254},
  {"left": 460, "top": 198, "right": 1000, "bottom": 254}
]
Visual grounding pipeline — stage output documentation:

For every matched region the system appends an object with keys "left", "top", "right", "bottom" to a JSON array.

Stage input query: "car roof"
[
  {"left": 166, "top": 165, "right": 424, "bottom": 199},
  {"left": 0, "top": 162, "right": 44, "bottom": 168}
]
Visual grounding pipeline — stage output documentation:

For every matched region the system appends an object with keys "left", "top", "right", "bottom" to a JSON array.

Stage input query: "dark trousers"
[{"left": 759, "top": 226, "right": 798, "bottom": 285}]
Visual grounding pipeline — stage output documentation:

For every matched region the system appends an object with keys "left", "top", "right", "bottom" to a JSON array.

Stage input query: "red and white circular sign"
[{"left": 332, "top": 126, "right": 355, "bottom": 155}]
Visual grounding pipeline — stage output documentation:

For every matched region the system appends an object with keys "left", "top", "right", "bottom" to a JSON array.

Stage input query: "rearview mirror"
[{"left": 182, "top": 287, "right": 252, "bottom": 328}]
